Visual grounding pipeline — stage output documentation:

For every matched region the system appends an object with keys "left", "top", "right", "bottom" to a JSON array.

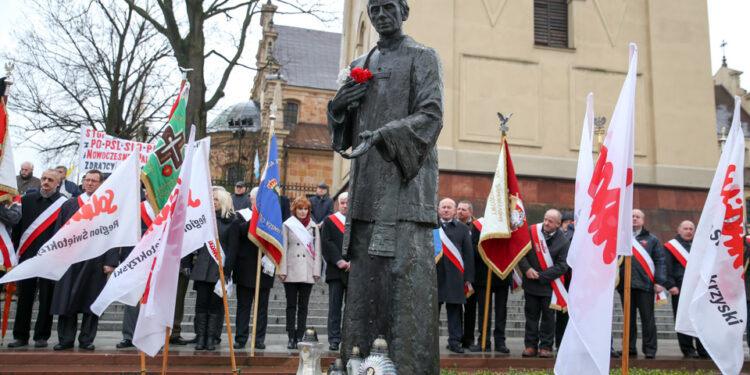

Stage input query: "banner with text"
[{"left": 78, "top": 127, "right": 155, "bottom": 173}]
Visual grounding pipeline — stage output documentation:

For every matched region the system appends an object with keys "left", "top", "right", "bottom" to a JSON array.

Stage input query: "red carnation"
[{"left": 350, "top": 67, "right": 373, "bottom": 84}]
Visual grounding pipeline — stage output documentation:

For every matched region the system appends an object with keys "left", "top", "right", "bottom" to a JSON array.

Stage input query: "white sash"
[
  {"left": 531, "top": 223, "right": 569, "bottom": 312},
  {"left": 0, "top": 224, "right": 16, "bottom": 269},
  {"left": 439, "top": 226, "right": 464, "bottom": 273},
  {"left": 284, "top": 216, "right": 315, "bottom": 259},
  {"left": 664, "top": 239, "right": 689, "bottom": 268},
  {"left": 632, "top": 239, "right": 669, "bottom": 306},
  {"left": 18, "top": 195, "right": 66, "bottom": 254}
]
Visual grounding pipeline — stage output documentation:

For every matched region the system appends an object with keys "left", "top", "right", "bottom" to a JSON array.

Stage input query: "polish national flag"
[
  {"left": 675, "top": 96, "right": 747, "bottom": 375},
  {"left": 555, "top": 44, "right": 637, "bottom": 375}
]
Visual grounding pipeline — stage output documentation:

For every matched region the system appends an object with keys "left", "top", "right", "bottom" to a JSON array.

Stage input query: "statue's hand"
[
  {"left": 339, "top": 130, "right": 382, "bottom": 159},
  {"left": 330, "top": 80, "right": 367, "bottom": 114}
]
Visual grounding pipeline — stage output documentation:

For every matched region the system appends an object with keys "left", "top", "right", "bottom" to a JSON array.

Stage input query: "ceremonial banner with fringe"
[
  {"left": 477, "top": 137, "right": 531, "bottom": 279},
  {"left": 248, "top": 131, "right": 283, "bottom": 268},
  {"left": 0, "top": 78, "right": 18, "bottom": 203}
]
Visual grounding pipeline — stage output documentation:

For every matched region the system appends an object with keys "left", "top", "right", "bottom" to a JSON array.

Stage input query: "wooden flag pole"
[
  {"left": 140, "top": 350, "right": 146, "bottom": 374},
  {"left": 161, "top": 327, "right": 171, "bottom": 375},
  {"left": 214, "top": 238, "right": 238, "bottom": 372},
  {"left": 249, "top": 250, "right": 263, "bottom": 356},
  {"left": 480, "top": 269, "right": 492, "bottom": 351}
]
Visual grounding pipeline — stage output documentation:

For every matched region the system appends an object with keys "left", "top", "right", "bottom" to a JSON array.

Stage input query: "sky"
[{"left": 0, "top": 0, "right": 747, "bottom": 178}]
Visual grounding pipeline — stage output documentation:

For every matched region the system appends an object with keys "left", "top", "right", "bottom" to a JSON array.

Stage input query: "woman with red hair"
[{"left": 279, "top": 196, "right": 322, "bottom": 349}]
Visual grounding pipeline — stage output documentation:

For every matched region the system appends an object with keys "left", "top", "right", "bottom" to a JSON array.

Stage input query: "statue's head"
[{"left": 367, "top": 0, "right": 409, "bottom": 37}]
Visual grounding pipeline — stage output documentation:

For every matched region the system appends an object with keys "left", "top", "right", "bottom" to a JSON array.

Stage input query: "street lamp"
[{"left": 230, "top": 116, "right": 253, "bottom": 185}]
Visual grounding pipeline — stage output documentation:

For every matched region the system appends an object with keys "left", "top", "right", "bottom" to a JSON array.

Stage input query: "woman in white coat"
[{"left": 280, "top": 196, "right": 322, "bottom": 349}]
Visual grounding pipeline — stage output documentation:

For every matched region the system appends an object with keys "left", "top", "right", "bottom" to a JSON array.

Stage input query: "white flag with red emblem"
[
  {"left": 555, "top": 44, "right": 637, "bottom": 375},
  {"left": 132, "top": 126, "right": 196, "bottom": 357},
  {"left": 675, "top": 96, "right": 746, "bottom": 375},
  {"left": 0, "top": 152, "right": 141, "bottom": 283}
]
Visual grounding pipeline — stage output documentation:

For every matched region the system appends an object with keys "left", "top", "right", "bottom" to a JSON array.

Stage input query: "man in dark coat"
[
  {"left": 50, "top": 170, "right": 118, "bottom": 350},
  {"left": 618, "top": 209, "right": 665, "bottom": 358},
  {"left": 455, "top": 200, "right": 477, "bottom": 349},
  {"left": 663, "top": 220, "right": 706, "bottom": 358},
  {"left": 518, "top": 209, "right": 570, "bottom": 358},
  {"left": 231, "top": 198, "right": 274, "bottom": 350},
  {"left": 327, "top": 0, "right": 443, "bottom": 371},
  {"left": 437, "top": 198, "right": 474, "bottom": 353},
  {"left": 309, "top": 183, "right": 333, "bottom": 224},
  {"left": 321, "top": 192, "right": 350, "bottom": 351},
  {"left": 231, "top": 181, "right": 251, "bottom": 211},
  {"left": 8, "top": 169, "right": 64, "bottom": 348},
  {"left": 468, "top": 218, "right": 512, "bottom": 354}
]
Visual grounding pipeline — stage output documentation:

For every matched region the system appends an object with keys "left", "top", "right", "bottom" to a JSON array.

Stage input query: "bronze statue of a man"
[{"left": 327, "top": 0, "right": 443, "bottom": 373}]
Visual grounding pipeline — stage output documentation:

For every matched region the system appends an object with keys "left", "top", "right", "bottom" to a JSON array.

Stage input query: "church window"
[{"left": 283, "top": 101, "right": 299, "bottom": 129}]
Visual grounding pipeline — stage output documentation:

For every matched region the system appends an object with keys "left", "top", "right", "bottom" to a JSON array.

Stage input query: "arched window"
[
  {"left": 226, "top": 163, "right": 246, "bottom": 186},
  {"left": 283, "top": 101, "right": 299, "bottom": 130}
]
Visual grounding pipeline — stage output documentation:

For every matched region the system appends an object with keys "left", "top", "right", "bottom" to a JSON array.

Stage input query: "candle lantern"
[{"left": 296, "top": 328, "right": 325, "bottom": 375}]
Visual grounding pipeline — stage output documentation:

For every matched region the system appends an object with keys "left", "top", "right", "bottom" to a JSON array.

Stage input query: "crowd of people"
[{"left": 2, "top": 164, "right": 749, "bottom": 359}]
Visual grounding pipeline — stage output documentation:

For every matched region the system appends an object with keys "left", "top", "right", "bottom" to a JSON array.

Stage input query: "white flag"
[
  {"left": 0, "top": 152, "right": 140, "bottom": 283},
  {"left": 132, "top": 126, "right": 196, "bottom": 357},
  {"left": 675, "top": 96, "right": 746, "bottom": 375},
  {"left": 555, "top": 45, "right": 637, "bottom": 375},
  {"left": 91, "top": 138, "right": 217, "bottom": 315}
]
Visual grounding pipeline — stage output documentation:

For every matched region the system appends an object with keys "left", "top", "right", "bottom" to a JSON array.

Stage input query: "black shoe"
[
  {"left": 116, "top": 339, "right": 134, "bottom": 349},
  {"left": 34, "top": 340, "right": 47, "bottom": 348},
  {"left": 7, "top": 339, "right": 28, "bottom": 348},
  {"left": 610, "top": 350, "right": 621, "bottom": 358},
  {"left": 233, "top": 341, "right": 245, "bottom": 349},
  {"left": 169, "top": 336, "right": 189, "bottom": 345},
  {"left": 53, "top": 343, "right": 74, "bottom": 351},
  {"left": 683, "top": 351, "right": 699, "bottom": 359},
  {"left": 255, "top": 342, "right": 266, "bottom": 350},
  {"left": 697, "top": 350, "right": 710, "bottom": 359},
  {"left": 644, "top": 353, "right": 655, "bottom": 359},
  {"left": 468, "top": 344, "right": 485, "bottom": 352},
  {"left": 329, "top": 342, "right": 339, "bottom": 351},
  {"left": 461, "top": 342, "right": 472, "bottom": 349},
  {"left": 495, "top": 344, "right": 510, "bottom": 354},
  {"left": 629, "top": 349, "right": 637, "bottom": 356},
  {"left": 185, "top": 336, "right": 198, "bottom": 344},
  {"left": 447, "top": 344, "right": 464, "bottom": 354},
  {"left": 80, "top": 343, "right": 95, "bottom": 351},
  {"left": 287, "top": 338, "right": 296, "bottom": 350}
]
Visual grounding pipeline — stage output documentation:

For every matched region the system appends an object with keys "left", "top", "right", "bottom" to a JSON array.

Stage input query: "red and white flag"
[
  {"left": 91, "top": 139, "right": 217, "bottom": 315},
  {"left": 555, "top": 44, "right": 637, "bottom": 375},
  {"left": 0, "top": 152, "right": 141, "bottom": 283},
  {"left": 676, "top": 96, "right": 746, "bottom": 375},
  {"left": 132, "top": 126, "right": 196, "bottom": 357}
]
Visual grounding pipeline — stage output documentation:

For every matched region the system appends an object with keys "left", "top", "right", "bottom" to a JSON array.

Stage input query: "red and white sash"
[
  {"left": 140, "top": 201, "right": 155, "bottom": 228},
  {"left": 472, "top": 218, "right": 484, "bottom": 232},
  {"left": 530, "top": 223, "right": 568, "bottom": 312},
  {"left": 663, "top": 239, "right": 688, "bottom": 268},
  {"left": 631, "top": 238, "right": 669, "bottom": 306},
  {"left": 0, "top": 224, "right": 16, "bottom": 270},
  {"left": 285, "top": 216, "right": 315, "bottom": 259},
  {"left": 328, "top": 212, "right": 345, "bottom": 234},
  {"left": 438, "top": 226, "right": 464, "bottom": 274},
  {"left": 511, "top": 268, "right": 523, "bottom": 293},
  {"left": 17, "top": 195, "right": 66, "bottom": 256}
]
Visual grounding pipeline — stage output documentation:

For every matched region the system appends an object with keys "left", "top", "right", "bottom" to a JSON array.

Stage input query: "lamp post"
[{"left": 230, "top": 116, "right": 253, "bottom": 185}]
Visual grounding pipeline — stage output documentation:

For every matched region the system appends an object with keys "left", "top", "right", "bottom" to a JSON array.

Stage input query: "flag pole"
[
  {"left": 140, "top": 350, "right": 146, "bottom": 374},
  {"left": 161, "top": 327, "right": 171, "bottom": 375},
  {"left": 251, "top": 106, "right": 278, "bottom": 357},
  {"left": 482, "top": 113, "right": 512, "bottom": 352},
  {"left": 0, "top": 64, "right": 15, "bottom": 346},
  {"left": 249, "top": 250, "right": 262, "bottom": 356}
]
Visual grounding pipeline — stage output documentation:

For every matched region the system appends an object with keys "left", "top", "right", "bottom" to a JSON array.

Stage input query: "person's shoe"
[
  {"left": 116, "top": 339, "right": 134, "bottom": 349},
  {"left": 495, "top": 344, "right": 510, "bottom": 354},
  {"left": 697, "top": 350, "right": 710, "bottom": 359},
  {"left": 287, "top": 338, "right": 296, "bottom": 350},
  {"left": 53, "top": 343, "right": 73, "bottom": 351},
  {"left": 254, "top": 342, "right": 266, "bottom": 350},
  {"left": 185, "top": 336, "right": 198, "bottom": 344},
  {"left": 169, "top": 336, "right": 189, "bottom": 345},
  {"left": 446, "top": 344, "right": 464, "bottom": 354},
  {"left": 34, "top": 340, "right": 47, "bottom": 348},
  {"left": 644, "top": 353, "right": 655, "bottom": 359},
  {"left": 610, "top": 350, "right": 621, "bottom": 358},
  {"left": 80, "top": 343, "right": 95, "bottom": 351},
  {"left": 329, "top": 342, "right": 339, "bottom": 351},
  {"left": 7, "top": 339, "right": 28, "bottom": 348},
  {"left": 468, "top": 344, "right": 488, "bottom": 352},
  {"left": 538, "top": 349, "right": 553, "bottom": 358},
  {"left": 521, "top": 347, "right": 537, "bottom": 357},
  {"left": 233, "top": 341, "right": 245, "bottom": 349},
  {"left": 628, "top": 349, "right": 638, "bottom": 356},
  {"left": 461, "top": 342, "right": 471, "bottom": 349},
  {"left": 683, "top": 351, "right": 699, "bottom": 359}
]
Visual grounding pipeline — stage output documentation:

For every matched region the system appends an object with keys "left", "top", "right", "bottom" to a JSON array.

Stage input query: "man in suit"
[
  {"left": 50, "top": 170, "right": 119, "bottom": 350},
  {"left": 437, "top": 198, "right": 474, "bottom": 353},
  {"left": 321, "top": 192, "right": 350, "bottom": 351},
  {"left": 8, "top": 169, "right": 64, "bottom": 348}
]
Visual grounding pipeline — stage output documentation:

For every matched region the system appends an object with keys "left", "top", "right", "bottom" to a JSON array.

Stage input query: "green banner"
[{"left": 141, "top": 83, "right": 189, "bottom": 211}]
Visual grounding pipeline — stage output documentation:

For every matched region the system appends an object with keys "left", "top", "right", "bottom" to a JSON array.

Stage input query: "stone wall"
[
  {"left": 283, "top": 148, "right": 334, "bottom": 198},
  {"left": 282, "top": 86, "right": 335, "bottom": 126}
]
